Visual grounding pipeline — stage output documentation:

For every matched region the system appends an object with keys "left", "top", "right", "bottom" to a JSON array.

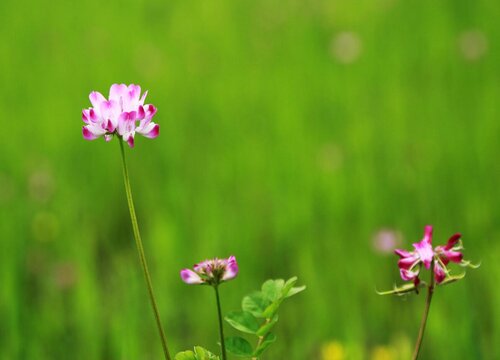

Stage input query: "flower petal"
[
  {"left": 394, "top": 249, "right": 413, "bottom": 258},
  {"left": 137, "top": 105, "right": 145, "bottom": 120},
  {"left": 109, "top": 84, "right": 127, "bottom": 103},
  {"left": 122, "top": 84, "right": 141, "bottom": 111},
  {"left": 82, "top": 126, "right": 97, "bottom": 140},
  {"left": 137, "top": 123, "right": 159, "bottom": 139},
  {"left": 144, "top": 104, "right": 157, "bottom": 120},
  {"left": 126, "top": 134, "right": 135, "bottom": 148},
  {"left": 413, "top": 238, "right": 434, "bottom": 269},
  {"left": 445, "top": 233, "right": 461, "bottom": 250},
  {"left": 413, "top": 226, "right": 435, "bottom": 269},
  {"left": 99, "top": 100, "right": 120, "bottom": 128},
  {"left": 117, "top": 112, "right": 136, "bottom": 136},
  {"left": 443, "top": 250, "right": 463, "bottom": 263},
  {"left": 88, "top": 108, "right": 99, "bottom": 123},
  {"left": 139, "top": 90, "right": 148, "bottom": 105},
  {"left": 180, "top": 269, "right": 203, "bottom": 284},
  {"left": 82, "top": 109, "right": 90, "bottom": 123},
  {"left": 222, "top": 256, "right": 238, "bottom": 281},
  {"left": 434, "top": 262, "right": 446, "bottom": 284},
  {"left": 423, "top": 225, "right": 433, "bottom": 244},
  {"left": 82, "top": 125, "right": 105, "bottom": 140},
  {"left": 89, "top": 91, "right": 106, "bottom": 110},
  {"left": 400, "top": 268, "right": 419, "bottom": 281},
  {"left": 398, "top": 256, "right": 419, "bottom": 270},
  {"left": 194, "top": 260, "right": 209, "bottom": 273}
]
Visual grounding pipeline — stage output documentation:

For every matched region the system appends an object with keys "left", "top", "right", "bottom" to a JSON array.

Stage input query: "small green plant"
[
  {"left": 224, "top": 277, "right": 305, "bottom": 359},
  {"left": 177, "top": 256, "right": 305, "bottom": 360},
  {"left": 175, "top": 346, "right": 220, "bottom": 360}
]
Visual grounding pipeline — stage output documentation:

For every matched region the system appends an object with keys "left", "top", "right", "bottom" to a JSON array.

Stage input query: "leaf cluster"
[
  {"left": 224, "top": 277, "right": 305, "bottom": 358},
  {"left": 175, "top": 346, "right": 220, "bottom": 360}
]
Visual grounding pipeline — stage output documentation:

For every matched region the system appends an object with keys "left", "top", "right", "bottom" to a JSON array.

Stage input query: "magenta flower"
[
  {"left": 382, "top": 226, "right": 478, "bottom": 358},
  {"left": 181, "top": 256, "right": 239, "bottom": 286},
  {"left": 395, "top": 225, "right": 471, "bottom": 285},
  {"left": 82, "top": 84, "right": 159, "bottom": 147}
]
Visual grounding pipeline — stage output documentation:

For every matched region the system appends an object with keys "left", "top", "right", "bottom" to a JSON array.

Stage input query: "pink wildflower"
[
  {"left": 395, "top": 226, "right": 468, "bottom": 285},
  {"left": 180, "top": 256, "right": 239, "bottom": 286},
  {"left": 82, "top": 84, "right": 159, "bottom": 147}
]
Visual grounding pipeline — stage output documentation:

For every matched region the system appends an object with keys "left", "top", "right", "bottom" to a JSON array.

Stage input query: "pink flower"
[
  {"left": 180, "top": 256, "right": 239, "bottom": 286},
  {"left": 395, "top": 226, "right": 467, "bottom": 285},
  {"left": 82, "top": 84, "right": 159, "bottom": 147}
]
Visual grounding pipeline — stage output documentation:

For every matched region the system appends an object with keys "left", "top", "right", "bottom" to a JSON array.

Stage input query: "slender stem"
[
  {"left": 252, "top": 318, "right": 270, "bottom": 360},
  {"left": 119, "top": 139, "right": 171, "bottom": 360},
  {"left": 214, "top": 286, "right": 227, "bottom": 360},
  {"left": 412, "top": 261, "right": 435, "bottom": 360}
]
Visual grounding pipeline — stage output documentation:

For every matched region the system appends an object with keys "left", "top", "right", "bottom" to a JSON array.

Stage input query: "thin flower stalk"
[
  {"left": 214, "top": 286, "right": 227, "bottom": 360},
  {"left": 412, "top": 260, "right": 435, "bottom": 360},
  {"left": 119, "top": 140, "right": 171, "bottom": 360}
]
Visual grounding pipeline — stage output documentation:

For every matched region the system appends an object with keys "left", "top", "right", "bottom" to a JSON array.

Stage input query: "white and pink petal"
[
  {"left": 122, "top": 84, "right": 142, "bottom": 111},
  {"left": 144, "top": 104, "right": 157, "bottom": 120},
  {"left": 222, "top": 256, "right": 239, "bottom": 281},
  {"left": 82, "top": 124, "right": 106, "bottom": 140},
  {"left": 139, "top": 90, "right": 148, "bottom": 105},
  {"left": 89, "top": 91, "right": 106, "bottom": 112},
  {"left": 180, "top": 269, "right": 203, "bottom": 285},
  {"left": 109, "top": 84, "right": 128, "bottom": 103},
  {"left": 137, "top": 122, "right": 159, "bottom": 139}
]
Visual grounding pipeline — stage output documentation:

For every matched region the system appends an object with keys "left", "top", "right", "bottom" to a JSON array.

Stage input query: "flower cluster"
[
  {"left": 395, "top": 225, "right": 471, "bottom": 285},
  {"left": 82, "top": 84, "right": 159, "bottom": 148},
  {"left": 181, "top": 256, "right": 238, "bottom": 286}
]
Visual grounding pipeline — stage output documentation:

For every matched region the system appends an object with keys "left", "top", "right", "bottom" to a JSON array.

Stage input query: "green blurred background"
[{"left": 0, "top": 0, "right": 498, "bottom": 359}]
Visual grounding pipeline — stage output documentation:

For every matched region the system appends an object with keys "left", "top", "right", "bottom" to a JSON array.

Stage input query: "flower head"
[
  {"left": 82, "top": 84, "right": 159, "bottom": 147},
  {"left": 394, "top": 225, "right": 473, "bottom": 285},
  {"left": 180, "top": 256, "right": 238, "bottom": 286}
]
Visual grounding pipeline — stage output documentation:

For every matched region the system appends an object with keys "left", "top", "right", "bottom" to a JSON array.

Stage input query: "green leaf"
[
  {"left": 282, "top": 277, "right": 305, "bottom": 298},
  {"left": 256, "top": 314, "right": 279, "bottom": 336},
  {"left": 242, "top": 292, "right": 270, "bottom": 318},
  {"left": 281, "top": 277, "right": 298, "bottom": 297},
  {"left": 260, "top": 277, "right": 305, "bottom": 317},
  {"left": 285, "top": 285, "right": 306, "bottom": 298},
  {"left": 175, "top": 351, "right": 196, "bottom": 360},
  {"left": 225, "top": 311, "right": 260, "bottom": 334},
  {"left": 253, "top": 333, "right": 277, "bottom": 357},
  {"left": 225, "top": 336, "right": 253, "bottom": 357},
  {"left": 376, "top": 282, "right": 425, "bottom": 296},
  {"left": 262, "top": 279, "right": 285, "bottom": 302},
  {"left": 439, "top": 272, "right": 466, "bottom": 286},
  {"left": 460, "top": 260, "right": 481, "bottom": 269},
  {"left": 194, "top": 346, "right": 220, "bottom": 360},
  {"left": 175, "top": 347, "right": 220, "bottom": 360}
]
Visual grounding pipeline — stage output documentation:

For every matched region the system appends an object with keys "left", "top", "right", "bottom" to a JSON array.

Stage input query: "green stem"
[
  {"left": 214, "top": 286, "right": 227, "bottom": 360},
  {"left": 412, "top": 261, "right": 435, "bottom": 360},
  {"left": 252, "top": 318, "right": 270, "bottom": 360},
  {"left": 119, "top": 139, "right": 171, "bottom": 360}
]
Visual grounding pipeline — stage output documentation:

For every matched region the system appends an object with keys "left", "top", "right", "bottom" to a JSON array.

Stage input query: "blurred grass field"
[{"left": 0, "top": 0, "right": 499, "bottom": 359}]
